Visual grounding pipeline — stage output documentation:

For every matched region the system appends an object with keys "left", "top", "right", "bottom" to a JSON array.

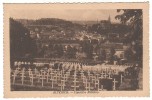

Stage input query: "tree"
[
  {"left": 10, "top": 18, "right": 37, "bottom": 65},
  {"left": 115, "top": 9, "right": 143, "bottom": 43},
  {"left": 115, "top": 9, "right": 143, "bottom": 63}
]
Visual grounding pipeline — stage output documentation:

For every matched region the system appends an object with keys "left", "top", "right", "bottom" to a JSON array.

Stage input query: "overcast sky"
[{"left": 10, "top": 9, "right": 122, "bottom": 23}]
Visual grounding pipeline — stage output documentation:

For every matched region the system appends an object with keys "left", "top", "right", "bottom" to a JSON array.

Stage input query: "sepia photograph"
[{"left": 3, "top": 3, "right": 149, "bottom": 97}]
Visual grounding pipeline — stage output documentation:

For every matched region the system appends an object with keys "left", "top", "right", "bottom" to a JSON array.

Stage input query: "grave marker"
[
  {"left": 20, "top": 68, "right": 26, "bottom": 85},
  {"left": 113, "top": 78, "right": 118, "bottom": 91}
]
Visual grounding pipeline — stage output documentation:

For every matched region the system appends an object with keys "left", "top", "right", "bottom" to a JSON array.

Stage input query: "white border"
[{"left": 0, "top": 0, "right": 151, "bottom": 100}]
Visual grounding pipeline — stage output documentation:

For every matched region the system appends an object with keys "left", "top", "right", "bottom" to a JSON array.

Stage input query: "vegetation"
[
  {"left": 10, "top": 18, "right": 37, "bottom": 65},
  {"left": 115, "top": 9, "right": 143, "bottom": 63}
]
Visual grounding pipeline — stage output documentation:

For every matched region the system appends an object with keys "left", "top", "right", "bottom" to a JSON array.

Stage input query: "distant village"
[{"left": 14, "top": 16, "right": 137, "bottom": 65}]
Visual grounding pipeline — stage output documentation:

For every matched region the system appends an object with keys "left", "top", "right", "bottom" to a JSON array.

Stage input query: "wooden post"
[
  {"left": 46, "top": 72, "right": 50, "bottom": 83},
  {"left": 120, "top": 74, "right": 124, "bottom": 84}
]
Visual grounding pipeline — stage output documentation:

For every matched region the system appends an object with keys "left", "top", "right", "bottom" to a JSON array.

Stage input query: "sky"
[{"left": 10, "top": 9, "right": 122, "bottom": 23}]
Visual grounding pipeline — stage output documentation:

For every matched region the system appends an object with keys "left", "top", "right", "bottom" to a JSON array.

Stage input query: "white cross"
[
  {"left": 73, "top": 71, "right": 77, "bottom": 79},
  {"left": 20, "top": 68, "right": 26, "bottom": 85},
  {"left": 87, "top": 71, "right": 93, "bottom": 80},
  {"left": 62, "top": 74, "right": 68, "bottom": 81},
  {"left": 71, "top": 78, "right": 79, "bottom": 92},
  {"left": 113, "top": 78, "right": 118, "bottom": 91},
  {"left": 29, "top": 74, "right": 35, "bottom": 86},
  {"left": 12, "top": 69, "right": 18, "bottom": 84},
  {"left": 104, "top": 73, "right": 108, "bottom": 79},
  {"left": 84, "top": 78, "right": 91, "bottom": 91},
  {"left": 95, "top": 73, "right": 100, "bottom": 79},
  {"left": 66, "top": 70, "right": 70, "bottom": 76},
  {"left": 40, "top": 75, "right": 46, "bottom": 87},
  {"left": 58, "top": 80, "right": 66, "bottom": 91},
  {"left": 53, "top": 71, "right": 58, "bottom": 83},
  {"left": 50, "top": 76, "right": 55, "bottom": 88},
  {"left": 46, "top": 72, "right": 50, "bottom": 83},
  {"left": 57, "top": 71, "right": 62, "bottom": 80}
]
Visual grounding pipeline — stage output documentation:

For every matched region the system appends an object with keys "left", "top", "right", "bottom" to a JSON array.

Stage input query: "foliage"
[
  {"left": 10, "top": 18, "right": 37, "bottom": 64},
  {"left": 115, "top": 9, "right": 143, "bottom": 43},
  {"left": 115, "top": 9, "right": 143, "bottom": 62}
]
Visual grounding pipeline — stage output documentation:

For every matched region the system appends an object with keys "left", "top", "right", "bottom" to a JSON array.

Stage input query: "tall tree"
[
  {"left": 115, "top": 9, "right": 143, "bottom": 63},
  {"left": 10, "top": 18, "right": 37, "bottom": 65},
  {"left": 115, "top": 9, "right": 143, "bottom": 43}
]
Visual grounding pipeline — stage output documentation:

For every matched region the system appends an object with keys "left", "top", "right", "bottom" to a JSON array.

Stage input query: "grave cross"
[
  {"left": 40, "top": 75, "right": 46, "bottom": 87},
  {"left": 104, "top": 73, "right": 108, "bottom": 79},
  {"left": 29, "top": 74, "right": 35, "bottom": 86},
  {"left": 53, "top": 71, "right": 58, "bottom": 83},
  {"left": 87, "top": 71, "right": 93, "bottom": 80},
  {"left": 20, "top": 68, "right": 26, "bottom": 85},
  {"left": 50, "top": 76, "right": 55, "bottom": 88},
  {"left": 95, "top": 73, "right": 100, "bottom": 79},
  {"left": 12, "top": 69, "right": 18, "bottom": 84},
  {"left": 46, "top": 72, "right": 50, "bottom": 83},
  {"left": 84, "top": 78, "right": 92, "bottom": 91},
  {"left": 113, "top": 78, "right": 118, "bottom": 91},
  {"left": 58, "top": 80, "right": 66, "bottom": 91},
  {"left": 71, "top": 78, "right": 79, "bottom": 92}
]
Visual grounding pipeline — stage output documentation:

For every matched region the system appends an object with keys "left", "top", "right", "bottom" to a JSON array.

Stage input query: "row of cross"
[{"left": 11, "top": 66, "right": 124, "bottom": 91}]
